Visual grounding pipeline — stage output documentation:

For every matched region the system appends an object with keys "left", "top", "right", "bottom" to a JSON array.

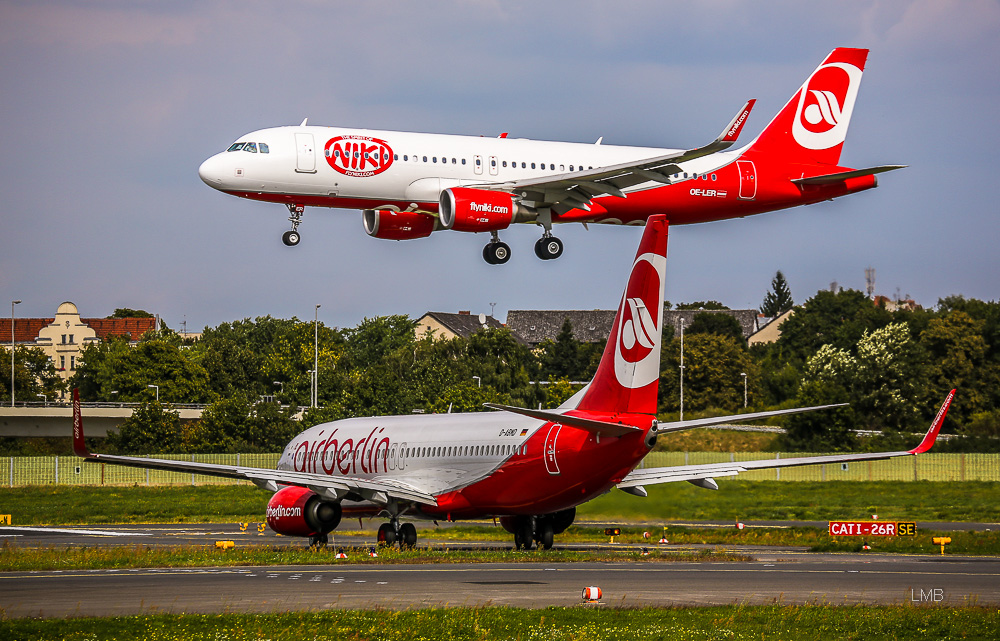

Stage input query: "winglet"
[
  {"left": 909, "top": 389, "right": 956, "bottom": 454},
  {"left": 72, "top": 388, "right": 92, "bottom": 458},
  {"left": 720, "top": 99, "right": 756, "bottom": 143}
]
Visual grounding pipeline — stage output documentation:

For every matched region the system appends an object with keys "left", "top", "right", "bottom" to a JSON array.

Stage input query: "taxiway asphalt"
[{"left": 1, "top": 523, "right": 998, "bottom": 617}]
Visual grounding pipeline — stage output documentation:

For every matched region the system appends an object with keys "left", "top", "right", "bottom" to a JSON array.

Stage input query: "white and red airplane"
[
  {"left": 198, "top": 47, "right": 903, "bottom": 264},
  {"left": 72, "top": 216, "right": 953, "bottom": 549}
]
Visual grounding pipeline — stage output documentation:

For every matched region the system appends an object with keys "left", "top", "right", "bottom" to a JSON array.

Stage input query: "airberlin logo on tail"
[
  {"left": 792, "top": 62, "right": 863, "bottom": 151},
  {"left": 325, "top": 135, "right": 394, "bottom": 177},
  {"left": 612, "top": 252, "right": 665, "bottom": 389}
]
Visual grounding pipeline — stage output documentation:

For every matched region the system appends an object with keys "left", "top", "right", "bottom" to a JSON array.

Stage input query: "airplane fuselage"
[
  {"left": 199, "top": 124, "right": 875, "bottom": 227},
  {"left": 277, "top": 408, "right": 654, "bottom": 520}
]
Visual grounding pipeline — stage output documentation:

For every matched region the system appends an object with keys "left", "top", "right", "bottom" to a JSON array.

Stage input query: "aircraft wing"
[
  {"left": 617, "top": 390, "right": 955, "bottom": 491},
  {"left": 467, "top": 100, "right": 755, "bottom": 215},
  {"left": 70, "top": 391, "right": 437, "bottom": 506}
]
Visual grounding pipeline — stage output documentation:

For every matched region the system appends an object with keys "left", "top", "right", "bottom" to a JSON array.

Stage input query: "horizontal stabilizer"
[
  {"left": 653, "top": 403, "right": 848, "bottom": 435},
  {"left": 483, "top": 403, "right": 646, "bottom": 437},
  {"left": 791, "top": 165, "right": 906, "bottom": 186}
]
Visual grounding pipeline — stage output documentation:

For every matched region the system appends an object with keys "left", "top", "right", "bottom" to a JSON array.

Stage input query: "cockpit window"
[{"left": 227, "top": 141, "right": 268, "bottom": 153}]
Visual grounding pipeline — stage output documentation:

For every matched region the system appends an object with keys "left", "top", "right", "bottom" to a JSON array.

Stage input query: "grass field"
[
  {"left": 1, "top": 606, "right": 997, "bottom": 640},
  {"left": 2, "top": 481, "right": 996, "bottom": 526}
]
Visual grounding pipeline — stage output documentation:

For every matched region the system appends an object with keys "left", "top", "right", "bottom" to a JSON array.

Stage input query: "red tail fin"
[
  {"left": 575, "top": 215, "right": 668, "bottom": 416},
  {"left": 746, "top": 47, "right": 868, "bottom": 166},
  {"left": 72, "top": 388, "right": 91, "bottom": 458}
]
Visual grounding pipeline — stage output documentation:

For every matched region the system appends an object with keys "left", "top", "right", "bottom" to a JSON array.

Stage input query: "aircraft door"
[
  {"left": 295, "top": 133, "right": 317, "bottom": 173},
  {"left": 489, "top": 156, "right": 498, "bottom": 176},
  {"left": 474, "top": 155, "right": 483, "bottom": 175},
  {"left": 543, "top": 424, "right": 562, "bottom": 475},
  {"left": 737, "top": 160, "right": 757, "bottom": 200}
]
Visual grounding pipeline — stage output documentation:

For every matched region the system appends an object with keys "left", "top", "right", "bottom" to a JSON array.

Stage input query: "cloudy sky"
[{"left": 2, "top": 1, "right": 997, "bottom": 331}]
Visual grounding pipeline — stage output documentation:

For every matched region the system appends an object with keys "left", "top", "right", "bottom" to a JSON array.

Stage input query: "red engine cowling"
[
  {"left": 363, "top": 209, "right": 436, "bottom": 240},
  {"left": 265, "top": 485, "right": 342, "bottom": 537},
  {"left": 439, "top": 188, "right": 515, "bottom": 232}
]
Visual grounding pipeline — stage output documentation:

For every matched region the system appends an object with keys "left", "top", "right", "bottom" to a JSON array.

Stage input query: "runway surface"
[
  {"left": 2, "top": 557, "right": 997, "bottom": 617},
  {"left": 2, "top": 523, "right": 998, "bottom": 617},
  {"left": 2, "top": 519, "right": 995, "bottom": 549}
]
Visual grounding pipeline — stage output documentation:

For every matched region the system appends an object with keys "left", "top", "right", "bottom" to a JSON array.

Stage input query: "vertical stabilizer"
[
  {"left": 746, "top": 47, "right": 868, "bottom": 166},
  {"left": 574, "top": 215, "right": 668, "bottom": 416}
]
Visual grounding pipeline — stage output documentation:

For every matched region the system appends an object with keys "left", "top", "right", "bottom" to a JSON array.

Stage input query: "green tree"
[
  {"left": 659, "top": 334, "right": 757, "bottom": 413},
  {"left": 104, "top": 401, "right": 182, "bottom": 454},
  {"left": 760, "top": 270, "right": 793, "bottom": 317},
  {"left": 0, "top": 346, "right": 66, "bottom": 404},
  {"left": 182, "top": 396, "right": 299, "bottom": 453},
  {"left": 539, "top": 318, "right": 582, "bottom": 380},
  {"left": 109, "top": 308, "right": 154, "bottom": 319},
  {"left": 687, "top": 312, "right": 744, "bottom": 342},
  {"left": 918, "top": 310, "right": 990, "bottom": 428},
  {"left": 70, "top": 336, "right": 214, "bottom": 403},
  {"left": 675, "top": 301, "right": 729, "bottom": 310},
  {"left": 777, "top": 289, "right": 892, "bottom": 364}
]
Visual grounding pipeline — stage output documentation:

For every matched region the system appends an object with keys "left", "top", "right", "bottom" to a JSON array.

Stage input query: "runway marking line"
[{"left": 0, "top": 526, "right": 151, "bottom": 537}]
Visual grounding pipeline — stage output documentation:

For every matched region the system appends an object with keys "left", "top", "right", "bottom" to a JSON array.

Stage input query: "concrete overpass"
[{"left": 0, "top": 404, "right": 206, "bottom": 438}]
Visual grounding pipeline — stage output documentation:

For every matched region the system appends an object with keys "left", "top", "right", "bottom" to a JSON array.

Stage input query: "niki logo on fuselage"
[
  {"left": 325, "top": 135, "right": 394, "bottom": 177},
  {"left": 792, "top": 62, "right": 862, "bottom": 151}
]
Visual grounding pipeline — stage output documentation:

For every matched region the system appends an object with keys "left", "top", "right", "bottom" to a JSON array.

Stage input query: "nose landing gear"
[
  {"left": 377, "top": 519, "right": 418, "bottom": 548},
  {"left": 282, "top": 204, "right": 305, "bottom": 246}
]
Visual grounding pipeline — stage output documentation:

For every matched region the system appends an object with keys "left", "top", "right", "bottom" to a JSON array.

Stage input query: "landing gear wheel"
[
  {"left": 513, "top": 518, "right": 534, "bottom": 550},
  {"left": 483, "top": 241, "right": 511, "bottom": 265},
  {"left": 399, "top": 522, "right": 417, "bottom": 548},
  {"left": 282, "top": 230, "right": 301, "bottom": 246},
  {"left": 377, "top": 522, "right": 397, "bottom": 546},
  {"left": 309, "top": 532, "right": 328, "bottom": 548},
  {"left": 534, "top": 236, "right": 563, "bottom": 260},
  {"left": 536, "top": 520, "right": 554, "bottom": 550}
]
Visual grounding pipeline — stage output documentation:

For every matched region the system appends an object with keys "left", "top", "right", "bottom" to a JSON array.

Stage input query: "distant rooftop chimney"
[{"left": 458, "top": 311, "right": 471, "bottom": 315}]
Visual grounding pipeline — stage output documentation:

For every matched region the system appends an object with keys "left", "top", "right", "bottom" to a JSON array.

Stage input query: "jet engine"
[
  {"left": 439, "top": 187, "right": 517, "bottom": 232},
  {"left": 265, "top": 485, "right": 342, "bottom": 537},
  {"left": 363, "top": 209, "right": 437, "bottom": 240}
]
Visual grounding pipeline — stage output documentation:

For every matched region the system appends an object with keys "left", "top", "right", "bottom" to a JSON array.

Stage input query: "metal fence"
[
  {"left": 636, "top": 452, "right": 1000, "bottom": 482},
  {"left": 4, "top": 454, "right": 280, "bottom": 487},
  {"left": 2, "top": 452, "right": 997, "bottom": 487}
]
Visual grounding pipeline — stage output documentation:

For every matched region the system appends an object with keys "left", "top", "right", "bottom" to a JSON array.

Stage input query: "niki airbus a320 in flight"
[
  {"left": 73, "top": 216, "right": 952, "bottom": 550},
  {"left": 198, "top": 47, "right": 903, "bottom": 264}
]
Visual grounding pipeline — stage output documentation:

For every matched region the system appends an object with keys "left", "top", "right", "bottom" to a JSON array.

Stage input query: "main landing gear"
[
  {"left": 309, "top": 532, "right": 329, "bottom": 548},
  {"left": 481, "top": 232, "right": 564, "bottom": 264},
  {"left": 376, "top": 519, "right": 418, "bottom": 548},
  {"left": 502, "top": 508, "right": 575, "bottom": 550},
  {"left": 534, "top": 234, "right": 564, "bottom": 260},
  {"left": 282, "top": 204, "right": 305, "bottom": 246}
]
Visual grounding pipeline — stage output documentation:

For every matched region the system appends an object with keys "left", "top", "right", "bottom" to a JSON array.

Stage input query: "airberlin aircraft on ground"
[
  {"left": 73, "top": 216, "right": 954, "bottom": 549},
  {"left": 199, "top": 47, "right": 903, "bottom": 264}
]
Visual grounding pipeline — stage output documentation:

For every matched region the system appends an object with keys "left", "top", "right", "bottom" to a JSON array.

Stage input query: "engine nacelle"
[
  {"left": 363, "top": 209, "right": 436, "bottom": 240},
  {"left": 265, "top": 485, "right": 342, "bottom": 537},
  {"left": 439, "top": 188, "right": 515, "bottom": 232}
]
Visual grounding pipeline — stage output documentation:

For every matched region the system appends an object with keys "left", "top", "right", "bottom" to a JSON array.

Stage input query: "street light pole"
[
  {"left": 741, "top": 372, "right": 748, "bottom": 409},
  {"left": 147, "top": 384, "right": 159, "bottom": 402},
  {"left": 679, "top": 317, "right": 685, "bottom": 422},
  {"left": 314, "top": 304, "right": 321, "bottom": 408},
  {"left": 472, "top": 376, "right": 481, "bottom": 388},
  {"left": 11, "top": 300, "right": 21, "bottom": 408}
]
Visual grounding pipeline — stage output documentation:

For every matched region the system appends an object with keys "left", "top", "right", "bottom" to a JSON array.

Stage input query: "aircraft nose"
[{"left": 198, "top": 154, "right": 227, "bottom": 188}]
